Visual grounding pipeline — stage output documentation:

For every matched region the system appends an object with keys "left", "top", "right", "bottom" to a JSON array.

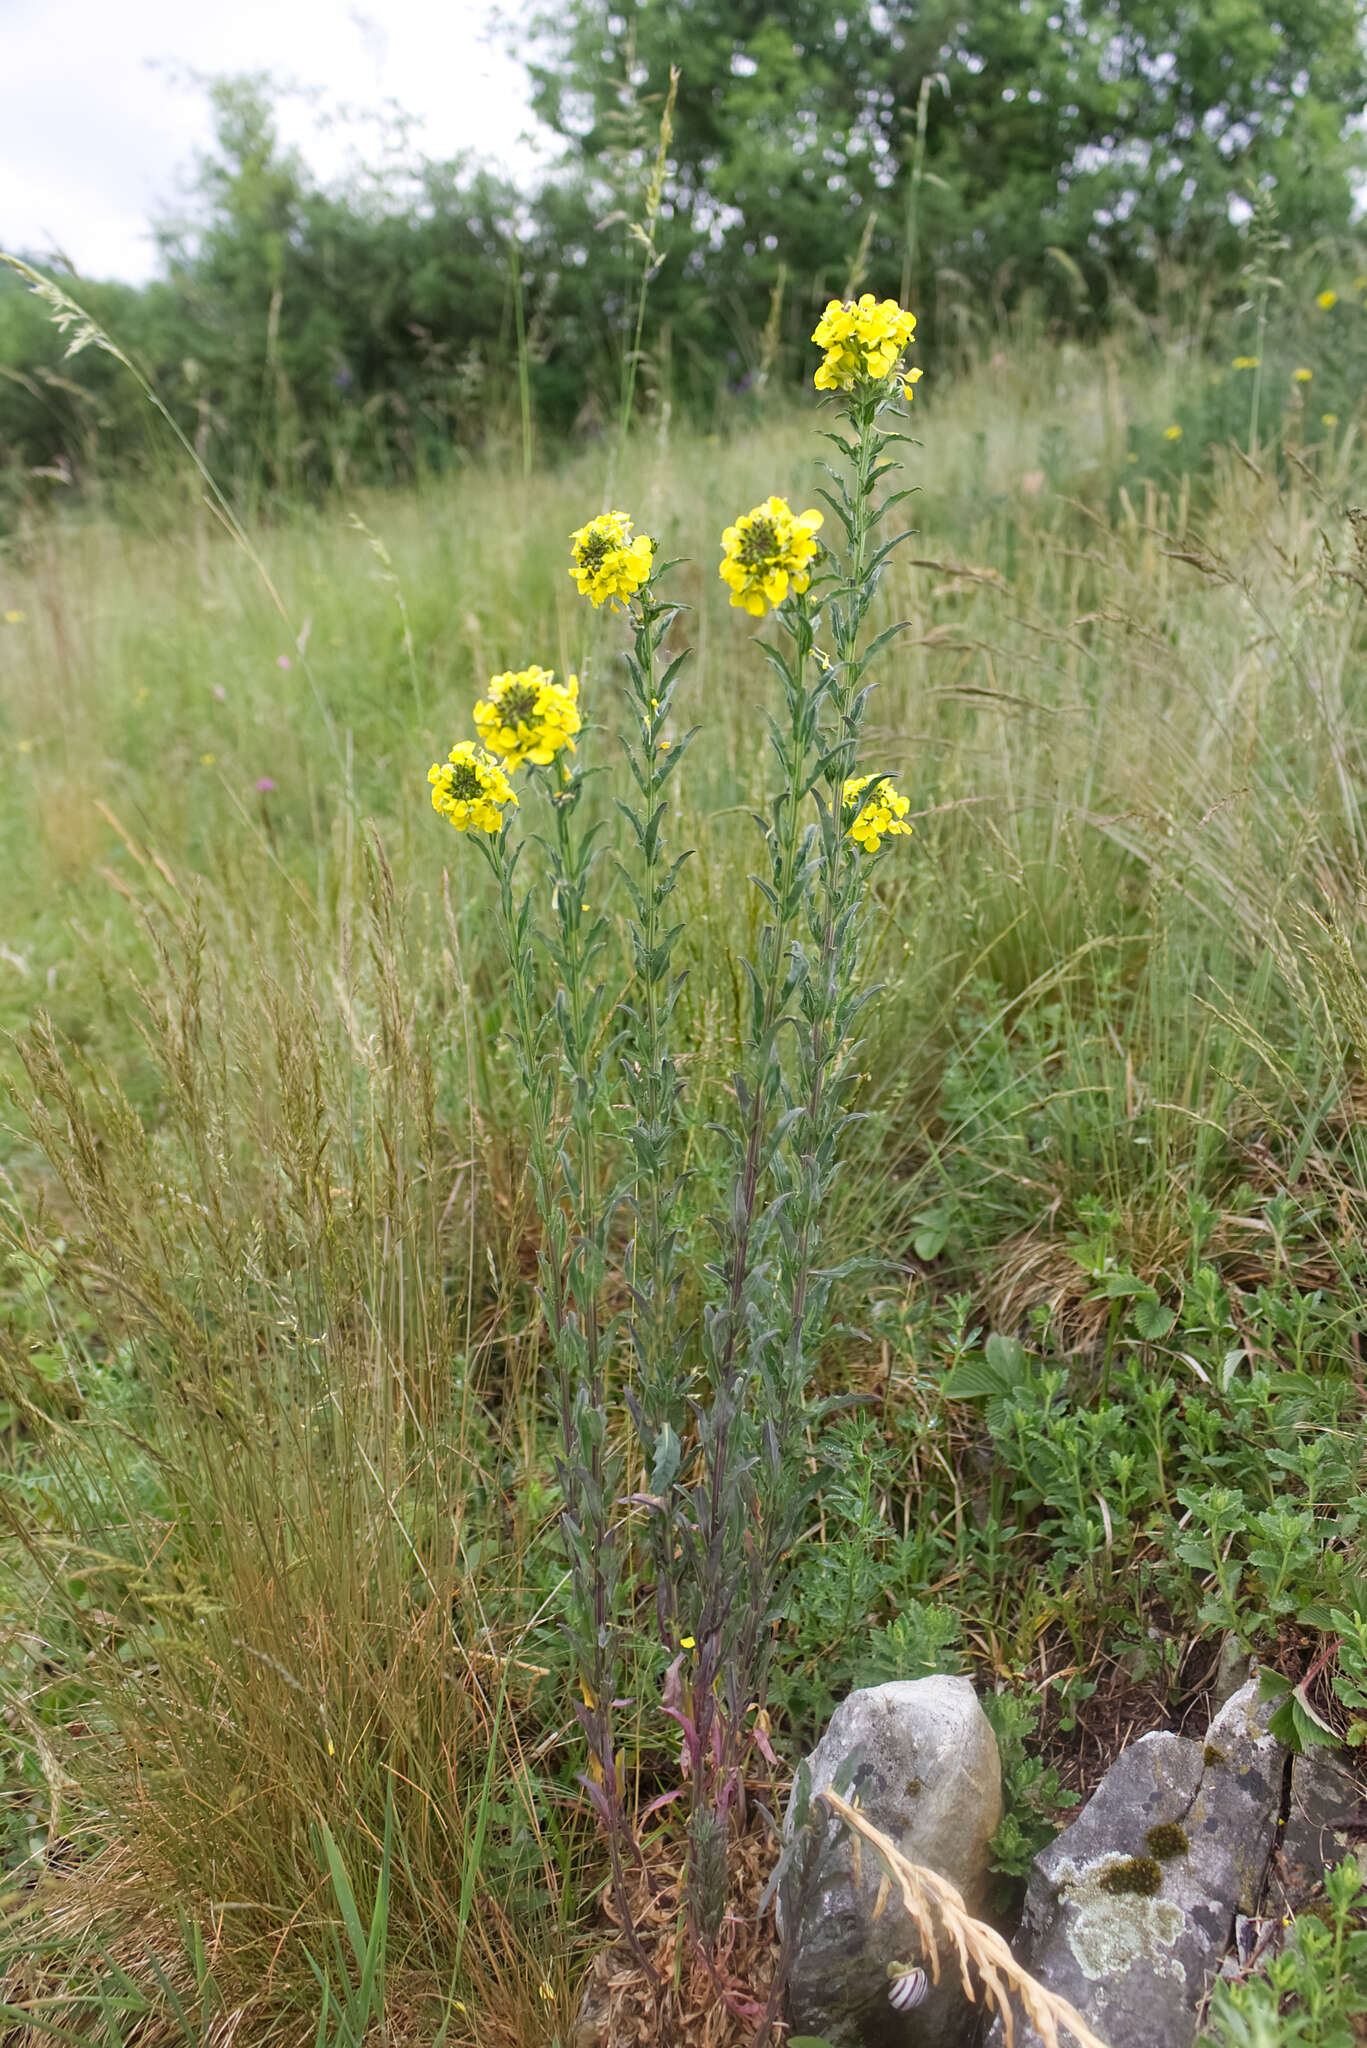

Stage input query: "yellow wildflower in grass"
[
  {"left": 719, "top": 495, "right": 823, "bottom": 616},
  {"left": 3, "top": 609, "right": 24, "bottom": 625},
  {"left": 1293, "top": 367, "right": 1314, "bottom": 383},
  {"left": 1232, "top": 356, "right": 1259, "bottom": 370},
  {"left": 1318, "top": 290, "right": 1339, "bottom": 310},
  {"left": 429, "top": 740, "right": 518, "bottom": 835},
  {"left": 569, "top": 511, "right": 654, "bottom": 610},
  {"left": 1164, "top": 424, "right": 1183, "bottom": 441},
  {"left": 474, "top": 664, "right": 581, "bottom": 770},
  {"left": 844, "top": 774, "right": 913, "bottom": 852},
  {"left": 812, "top": 294, "right": 917, "bottom": 391},
  {"left": 1322, "top": 413, "right": 1340, "bottom": 428}
]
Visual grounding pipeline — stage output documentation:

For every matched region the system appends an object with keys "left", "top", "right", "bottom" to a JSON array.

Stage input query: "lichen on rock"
[{"left": 1053, "top": 1852, "right": 1187, "bottom": 1983}]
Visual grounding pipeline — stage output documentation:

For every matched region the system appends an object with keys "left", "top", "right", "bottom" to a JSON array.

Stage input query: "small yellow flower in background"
[
  {"left": 902, "top": 365, "right": 925, "bottom": 403},
  {"left": 680, "top": 1635, "right": 696, "bottom": 1650},
  {"left": 1322, "top": 412, "right": 1340, "bottom": 428},
  {"left": 428, "top": 740, "right": 518, "bottom": 835},
  {"left": 17, "top": 739, "right": 33, "bottom": 755},
  {"left": 1293, "top": 367, "right": 1314, "bottom": 383},
  {"left": 1355, "top": 275, "right": 1367, "bottom": 292},
  {"left": 3, "top": 609, "right": 24, "bottom": 625},
  {"left": 844, "top": 774, "right": 913, "bottom": 852},
  {"left": 719, "top": 495, "right": 823, "bottom": 616},
  {"left": 812, "top": 294, "right": 917, "bottom": 391},
  {"left": 474, "top": 664, "right": 581, "bottom": 770},
  {"left": 1318, "top": 290, "right": 1339, "bottom": 310},
  {"left": 1232, "top": 356, "right": 1259, "bottom": 371},
  {"left": 200, "top": 752, "right": 217, "bottom": 767},
  {"left": 1164, "top": 424, "right": 1183, "bottom": 441},
  {"left": 569, "top": 510, "right": 654, "bottom": 610}
]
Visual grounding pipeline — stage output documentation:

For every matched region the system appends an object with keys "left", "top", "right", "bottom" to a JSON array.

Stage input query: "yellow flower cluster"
[
  {"left": 569, "top": 511, "right": 654, "bottom": 610},
  {"left": 474, "top": 664, "right": 581, "bottom": 770},
  {"left": 812, "top": 294, "right": 917, "bottom": 392},
  {"left": 844, "top": 774, "right": 912, "bottom": 852},
  {"left": 719, "top": 495, "right": 823, "bottom": 616},
  {"left": 1293, "top": 367, "right": 1314, "bottom": 383},
  {"left": 429, "top": 740, "right": 519, "bottom": 834},
  {"left": 1318, "top": 290, "right": 1338, "bottom": 311},
  {"left": 1232, "top": 356, "right": 1259, "bottom": 371}
]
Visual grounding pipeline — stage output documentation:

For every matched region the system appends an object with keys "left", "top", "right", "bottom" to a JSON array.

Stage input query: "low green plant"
[{"left": 1200, "top": 1858, "right": 1367, "bottom": 2048}]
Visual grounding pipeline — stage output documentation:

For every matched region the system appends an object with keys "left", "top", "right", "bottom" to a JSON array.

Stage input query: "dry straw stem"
[{"left": 820, "top": 1790, "right": 1110, "bottom": 2048}]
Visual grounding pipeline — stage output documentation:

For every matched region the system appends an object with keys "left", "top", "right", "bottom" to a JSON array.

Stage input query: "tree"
[{"left": 527, "top": 0, "right": 1367, "bottom": 345}]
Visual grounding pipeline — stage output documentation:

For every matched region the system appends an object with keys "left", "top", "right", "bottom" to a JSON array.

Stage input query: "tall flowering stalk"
[
  {"left": 428, "top": 664, "right": 645, "bottom": 1954},
  {"left": 613, "top": 561, "right": 697, "bottom": 1637},
  {"left": 428, "top": 309, "right": 922, "bottom": 1972},
  {"left": 675, "top": 295, "right": 920, "bottom": 1942}
]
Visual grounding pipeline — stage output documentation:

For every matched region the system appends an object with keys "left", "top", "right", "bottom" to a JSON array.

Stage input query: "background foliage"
[{"left": 3, "top": 0, "right": 1367, "bottom": 499}]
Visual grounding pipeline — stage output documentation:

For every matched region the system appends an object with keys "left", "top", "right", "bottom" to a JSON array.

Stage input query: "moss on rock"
[{"left": 1098, "top": 1855, "right": 1164, "bottom": 1897}]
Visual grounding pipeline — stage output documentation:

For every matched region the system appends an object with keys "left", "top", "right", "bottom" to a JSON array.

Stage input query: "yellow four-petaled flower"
[
  {"left": 569, "top": 510, "right": 655, "bottom": 610},
  {"left": 428, "top": 740, "right": 519, "bottom": 834},
  {"left": 719, "top": 495, "right": 823, "bottom": 616},
  {"left": 812, "top": 294, "right": 918, "bottom": 392},
  {"left": 844, "top": 774, "right": 913, "bottom": 852},
  {"left": 474, "top": 664, "right": 581, "bottom": 770}
]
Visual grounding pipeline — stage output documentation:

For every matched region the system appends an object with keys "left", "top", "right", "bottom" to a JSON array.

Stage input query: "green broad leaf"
[
  {"left": 913, "top": 1221, "right": 949, "bottom": 1261},
  {"left": 1091, "top": 1269, "right": 1147, "bottom": 1299},
  {"left": 985, "top": 1332, "right": 1028, "bottom": 1376},
  {"left": 1133, "top": 1296, "right": 1177, "bottom": 1340},
  {"left": 1264, "top": 1673, "right": 1338, "bottom": 1753},
  {"left": 942, "top": 1357, "right": 1012, "bottom": 1399}
]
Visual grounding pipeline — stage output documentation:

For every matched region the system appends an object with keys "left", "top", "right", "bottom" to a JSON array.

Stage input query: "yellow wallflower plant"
[
  {"left": 812, "top": 293, "right": 918, "bottom": 390},
  {"left": 474, "top": 664, "right": 581, "bottom": 770},
  {"left": 719, "top": 495, "right": 824, "bottom": 616},
  {"left": 427, "top": 740, "right": 518, "bottom": 834},
  {"left": 568, "top": 509, "right": 655, "bottom": 609},
  {"left": 425, "top": 285, "right": 918, "bottom": 1957}
]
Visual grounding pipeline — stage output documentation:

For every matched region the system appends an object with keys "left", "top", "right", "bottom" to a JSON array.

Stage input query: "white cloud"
[{"left": 0, "top": 0, "right": 548, "bottom": 282}]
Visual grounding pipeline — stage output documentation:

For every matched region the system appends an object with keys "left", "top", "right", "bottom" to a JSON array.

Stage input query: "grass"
[{"left": 1, "top": 315, "right": 1366, "bottom": 2042}]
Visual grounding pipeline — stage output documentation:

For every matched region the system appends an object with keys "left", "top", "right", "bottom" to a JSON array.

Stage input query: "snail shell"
[{"left": 889, "top": 1966, "right": 929, "bottom": 2012}]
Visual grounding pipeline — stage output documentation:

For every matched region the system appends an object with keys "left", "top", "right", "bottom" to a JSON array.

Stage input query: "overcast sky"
[{"left": 0, "top": 0, "right": 547, "bottom": 283}]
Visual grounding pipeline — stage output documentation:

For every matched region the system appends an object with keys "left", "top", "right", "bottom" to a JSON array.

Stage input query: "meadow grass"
[{"left": 1, "top": 324, "right": 1366, "bottom": 2042}]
